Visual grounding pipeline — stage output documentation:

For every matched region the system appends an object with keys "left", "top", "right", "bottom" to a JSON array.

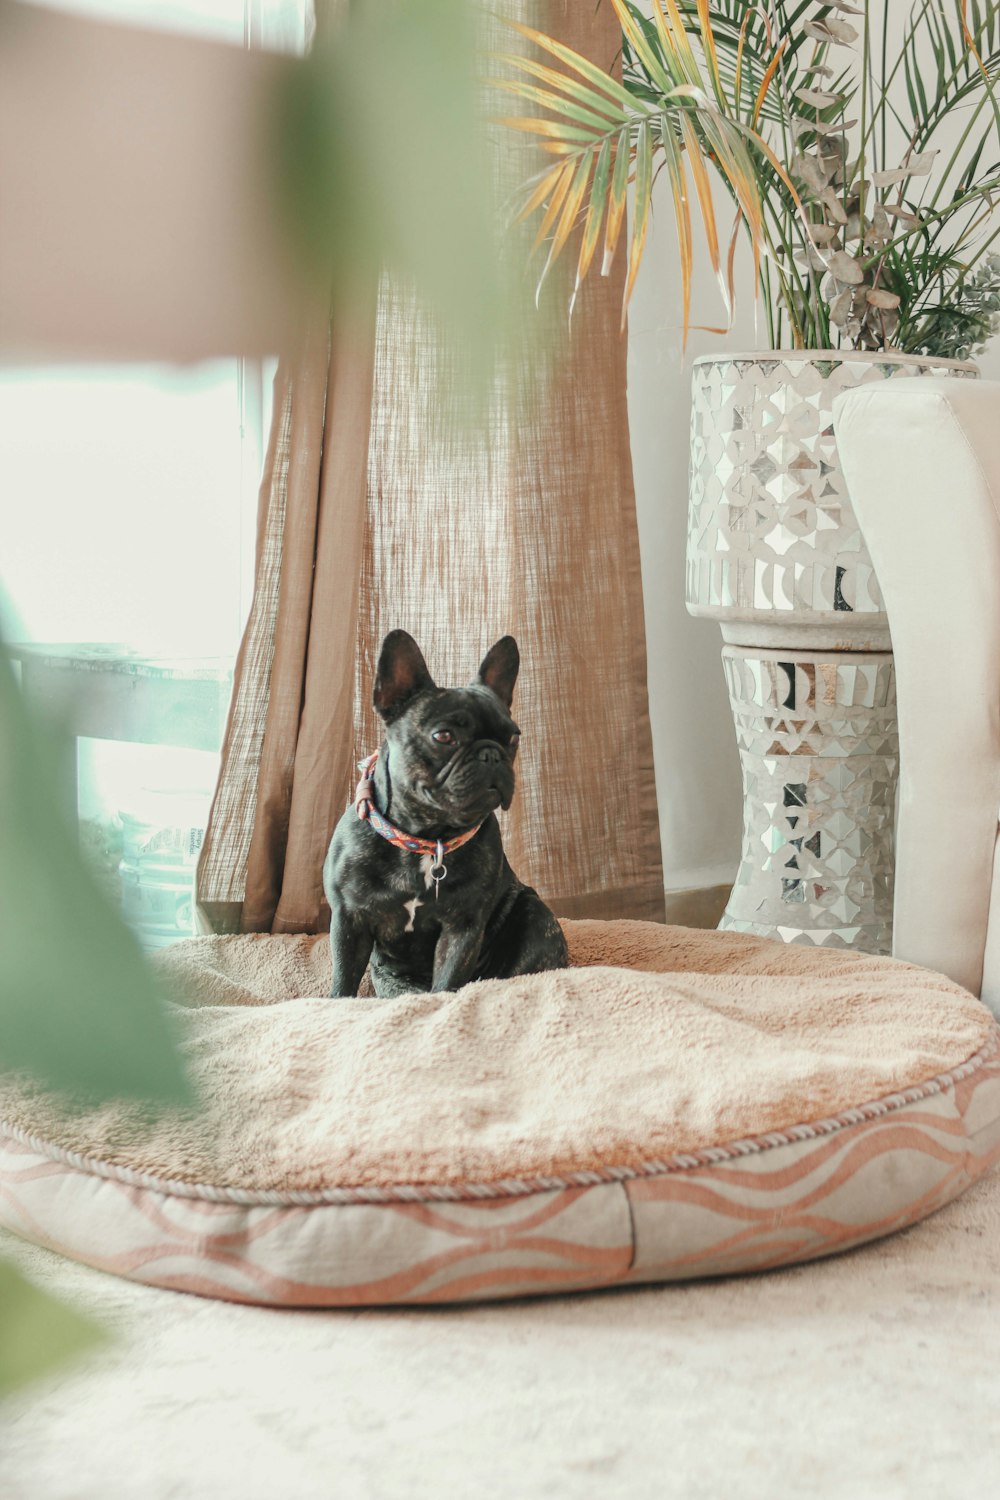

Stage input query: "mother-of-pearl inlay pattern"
[{"left": 687, "top": 352, "right": 976, "bottom": 950}]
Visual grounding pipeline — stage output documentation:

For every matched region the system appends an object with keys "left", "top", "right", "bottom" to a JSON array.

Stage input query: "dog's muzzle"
[{"left": 449, "top": 741, "right": 515, "bottom": 810}]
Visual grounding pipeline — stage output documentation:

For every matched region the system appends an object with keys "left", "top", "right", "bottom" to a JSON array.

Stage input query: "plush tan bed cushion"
[{"left": 1, "top": 920, "right": 993, "bottom": 1194}]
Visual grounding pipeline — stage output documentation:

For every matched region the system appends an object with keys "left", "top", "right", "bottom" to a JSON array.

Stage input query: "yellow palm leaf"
[
  {"left": 728, "top": 114, "right": 807, "bottom": 210},
  {"left": 695, "top": 0, "right": 726, "bottom": 106},
  {"left": 537, "top": 152, "right": 593, "bottom": 302},
  {"left": 679, "top": 111, "right": 727, "bottom": 317},
  {"left": 502, "top": 7, "right": 796, "bottom": 338},
  {"left": 499, "top": 116, "right": 601, "bottom": 143},
  {"left": 515, "top": 162, "right": 571, "bottom": 226},
  {"left": 602, "top": 127, "right": 632, "bottom": 275},
  {"left": 734, "top": 9, "right": 752, "bottom": 112},
  {"left": 703, "top": 116, "right": 766, "bottom": 291},
  {"left": 612, "top": 0, "right": 677, "bottom": 95},
  {"left": 623, "top": 120, "right": 654, "bottom": 325},
  {"left": 494, "top": 53, "right": 626, "bottom": 123},
  {"left": 658, "top": 116, "right": 694, "bottom": 344},
  {"left": 650, "top": 0, "right": 702, "bottom": 89},
  {"left": 507, "top": 20, "right": 637, "bottom": 112},
  {"left": 572, "top": 136, "right": 612, "bottom": 315},
  {"left": 531, "top": 158, "right": 576, "bottom": 255},
  {"left": 725, "top": 208, "right": 742, "bottom": 326},
  {"left": 753, "top": 42, "right": 787, "bottom": 128},
  {"left": 549, "top": 151, "right": 592, "bottom": 264},
  {"left": 493, "top": 78, "right": 626, "bottom": 133}
]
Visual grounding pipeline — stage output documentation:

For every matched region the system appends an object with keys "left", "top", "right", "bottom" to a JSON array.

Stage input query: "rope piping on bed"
[{"left": 1, "top": 1030, "right": 997, "bottom": 1207}]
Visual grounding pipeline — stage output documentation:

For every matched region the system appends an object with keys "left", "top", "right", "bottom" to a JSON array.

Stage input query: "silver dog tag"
[{"left": 430, "top": 839, "right": 447, "bottom": 899}]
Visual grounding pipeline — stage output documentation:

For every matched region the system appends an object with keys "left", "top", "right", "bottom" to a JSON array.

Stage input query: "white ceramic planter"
[{"left": 687, "top": 351, "right": 977, "bottom": 952}]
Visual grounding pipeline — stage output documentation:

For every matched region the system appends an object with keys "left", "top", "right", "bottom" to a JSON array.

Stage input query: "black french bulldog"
[{"left": 323, "top": 630, "right": 568, "bottom": 998}]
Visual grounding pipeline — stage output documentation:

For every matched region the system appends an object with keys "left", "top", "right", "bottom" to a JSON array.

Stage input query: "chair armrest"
[{"left": 834, "top": 377, "right": 1000, "bottom": 1003}]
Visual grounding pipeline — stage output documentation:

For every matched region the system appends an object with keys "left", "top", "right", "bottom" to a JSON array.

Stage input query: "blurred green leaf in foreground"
[
  {"left": 0, "top": 1260, "right": 105, "bottom": 1399},
  {"left": 274, "top": 0, "right": 532, "bottom": 414},
  {"left": 0, "top": 639, "right": 190, "bottom": 1107},
  {"left": 0, "top": 0, "right": 541, "bottom": 1395},
  {"left": 0, "top": 635, "right": 192, "bottom": 1399}
]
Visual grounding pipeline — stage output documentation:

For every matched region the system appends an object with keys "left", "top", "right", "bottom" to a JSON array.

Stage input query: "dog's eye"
[
  {"left": 509, "top": 732, "right": 521, "bottom": 750},
  {"left": 431, "top": 729, "right": 455, "bottom": 745}
]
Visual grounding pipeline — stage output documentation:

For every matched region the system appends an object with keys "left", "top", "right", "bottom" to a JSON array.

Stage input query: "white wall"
[{"left": 627, "top": 210, "right": 755, "bottom": 893}]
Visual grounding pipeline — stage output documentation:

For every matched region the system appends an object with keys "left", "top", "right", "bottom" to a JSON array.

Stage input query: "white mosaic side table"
[
  {"left": 687, "top": 351, "right": 976, "bottom": 953},
  {"left": 722, "top": 648, "right": 897, "bottom": 951}
]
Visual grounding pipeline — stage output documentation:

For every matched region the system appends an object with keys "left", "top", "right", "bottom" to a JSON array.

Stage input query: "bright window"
[
  {"left": 0, "top": 362, "right": 258, "bottom": 946},
  {"left": 0, "top": 362, "right": 254, "bottom": 654},
  {"left": 1, "top": 0, "right": 303, "bottom": 945}
]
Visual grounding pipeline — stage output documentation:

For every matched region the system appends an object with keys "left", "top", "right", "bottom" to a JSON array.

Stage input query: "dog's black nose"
[{"left": 477, "top": 744, "right": 502, "bottom": 766}]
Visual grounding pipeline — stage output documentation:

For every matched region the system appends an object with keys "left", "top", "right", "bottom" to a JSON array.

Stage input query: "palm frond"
[
  {"left": 571, "top": 135, "right": 612, "bottom": 316},
  {"left": 658, "top": 113, "right": 694, "bottom": 336},
  {"left": 899, "top": 0, "right": 1000, "bottom": 151},
  {"left": 498, "top": 0, "right": 1000, "bottom": 355},
  {"left": 496, "top": 0, "right": 793, "bottom": 338},
  {"left": 624, "top": 119, "right": 655, "bottom": 319}
]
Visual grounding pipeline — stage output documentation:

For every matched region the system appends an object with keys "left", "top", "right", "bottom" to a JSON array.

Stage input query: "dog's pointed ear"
[
  {"left": 373, "top": 631, "right": 435, "bottom": 721},
  {"left": 477, "top": 636, "right": 519, "bottom": 709}
]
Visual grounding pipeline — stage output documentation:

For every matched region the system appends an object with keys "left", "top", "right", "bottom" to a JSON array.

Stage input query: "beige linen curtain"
[{"left": 197, "top": 0, "right": 665, "bottom": 935}]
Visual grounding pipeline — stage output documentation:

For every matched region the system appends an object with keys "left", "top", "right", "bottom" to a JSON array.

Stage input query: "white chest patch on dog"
[
  {"left": 402, "top": 896, "right": 423, "bottom": 933},
  {"left": 419, "top": 854, "right": 435, "bottom": 891}
]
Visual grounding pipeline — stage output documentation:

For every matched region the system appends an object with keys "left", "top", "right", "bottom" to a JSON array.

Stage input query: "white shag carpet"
[{"left": 2, "top": 1164, "right": 999, "bottom": 1500}]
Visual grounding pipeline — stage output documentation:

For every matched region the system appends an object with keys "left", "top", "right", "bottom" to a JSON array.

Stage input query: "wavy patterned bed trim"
[{"left": 2, "top": 1028, "right": 997, "bottom": 1207}]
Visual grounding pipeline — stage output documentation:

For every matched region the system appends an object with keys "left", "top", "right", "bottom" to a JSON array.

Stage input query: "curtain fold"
[
  {"left": 196, "top": 299, "right": 377, "bottom": 934},
  {"left": 197, "top": 0, "right": 665, "bottom": 935}
]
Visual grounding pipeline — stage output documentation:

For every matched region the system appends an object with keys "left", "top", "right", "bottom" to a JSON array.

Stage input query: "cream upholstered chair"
[{"left": 833, "top": 377, "right": 1000, "bottom": 1015}]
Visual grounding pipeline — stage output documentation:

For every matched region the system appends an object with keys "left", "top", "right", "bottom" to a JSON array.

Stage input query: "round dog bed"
[{"left": 1, "top": 920, "right": 998, "bottom": 1305}]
